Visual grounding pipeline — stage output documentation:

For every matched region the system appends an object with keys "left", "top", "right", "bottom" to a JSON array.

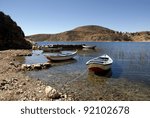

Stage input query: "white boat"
[
  {"left": 45, "top": 51, "right": 77, "bottom": 61},
  {"left": 82, "top": 45, "right": 96, "bottom": 49},
  {"left": 86, "top": 54, "right": 113, "bottom": 72}
]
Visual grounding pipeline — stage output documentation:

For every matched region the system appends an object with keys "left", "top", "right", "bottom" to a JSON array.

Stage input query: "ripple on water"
[{"left": 21, "top": 42, "right": 150, "bottom": 100}]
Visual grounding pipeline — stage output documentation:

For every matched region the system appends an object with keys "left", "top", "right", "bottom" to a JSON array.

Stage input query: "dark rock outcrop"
[{"left": 0, "top": 11, "right": 32, "bottom": 50}]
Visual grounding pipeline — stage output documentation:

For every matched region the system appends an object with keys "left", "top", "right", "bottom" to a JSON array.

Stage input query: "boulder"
[
  {"left": 21, "top": 64, "right": 31, "bottom": 70},
  {"left": 45, "top": 86, "right": 61, "bottom": 99},
  {"left": 0, "top": 11, "right": 32, "bottom": 50},
  {"left": 33, "top": 63, "right": 42, "bottom": 69},
  {"left": 43, "top": 62, "right": 51, "bottom": 68}
]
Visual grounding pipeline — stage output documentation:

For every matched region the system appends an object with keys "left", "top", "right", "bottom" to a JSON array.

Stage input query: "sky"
[{"left": 0, "top": 0, "right": 150, "bottom": 35}]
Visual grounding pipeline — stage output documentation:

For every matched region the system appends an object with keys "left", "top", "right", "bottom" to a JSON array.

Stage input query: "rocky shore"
[
  {"left": 0, "top": 11, "right": 73, "bottom": 101},
  {"left": 0, "top": 50, "right": 73, "bottom": 101}
]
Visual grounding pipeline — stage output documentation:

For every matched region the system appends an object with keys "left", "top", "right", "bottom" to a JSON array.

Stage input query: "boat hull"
[
  {"left": 82, "top": 45, "right": 96, "bottom": 49},
  {"left": 45, "top": 51, "right": 77, "bottom": 61},
  {"left": 46, "top": 55, "right": 74, "bottom": 61},
  {"left": 87, "top": 63, "right": 111, "bottom": 73}
]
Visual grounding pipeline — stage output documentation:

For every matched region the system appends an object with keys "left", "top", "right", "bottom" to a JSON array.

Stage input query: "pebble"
[
  {"left": 9, "top": 62, "right": 14, "bottom": 65},
  {"left": 16, "top": 89, "right": 24, "bottom": 94},
  {"left": 0, "top": 80, "right": 8, "bottom": 86}
]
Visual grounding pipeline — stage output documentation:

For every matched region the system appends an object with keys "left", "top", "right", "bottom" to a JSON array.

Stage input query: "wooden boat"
[
  {"left": 45, "top": 51, "right": 77, "bottom": 61},
  {"left": 82, "top": 45, "right": 96, "bottom": 49},
  {"left": 42, "top": 46, "right": 62, "bottom": 52},
  {"left": 86, "top": 54, "right": 113, "bottom": 72}
]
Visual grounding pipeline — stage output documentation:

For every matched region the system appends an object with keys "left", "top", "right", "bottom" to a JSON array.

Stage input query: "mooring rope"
[
  {"left": 67, "top": 69, "right": 87, "bottom": 84},
  {"left": 61, "top": 69, "right": 88, "bottom": 89}
]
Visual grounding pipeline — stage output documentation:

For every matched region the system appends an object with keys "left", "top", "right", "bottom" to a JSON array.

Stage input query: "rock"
[
  {"left": 45, "top": 86, "right": 61, "bottom": 99},
  {"left": 27, "top": 53, "right": 32, "bottom": 56},
  {"left": 0, "top": 11, "right": 32, "bottom": 50},
  {"left": 16, "top": 89, "right": 24, "bottom": 95},
  {"left": 32, "top": 46, "right": 36, "bottom": 50},
  {"left": 26, "top": 64, "right": 31, "bottom": 68},
  {"left": 43, "top": 62, "right": 51, "bottom": 68},
  {"left": 11, "top": 78, "right": 18, "bottom": 83},
  {"left": 20, "top": 97, "right": 28, "bottom": 101},
  {"left": 21, "top": 62, "right": 51, "bottom": 71},
  {"left": 45, "top": 45, "right": 49, "bottom": 48},
  {"left": 0, "top": 80, "right": 8, "bottom": 86},
  {"left": 21, "top": 64, "right": 27, "bottom": 70},
  {"left": 21, "top": 64, "right": 31, "bottom": 70},
  {"left": 22, "top": 82, "right": 26, "bottom": 85},
  {"left": 9, "top": 62, "right": 14, "bottom": 65},
  {"left": 33, "top": 63, "right": 42, "bottom": 69},
  {"left": 26, "top": 78, "right": 30, "bottom": 82},
  {"left": 17, "top": 54, "right": 24, "bottom": 56}
]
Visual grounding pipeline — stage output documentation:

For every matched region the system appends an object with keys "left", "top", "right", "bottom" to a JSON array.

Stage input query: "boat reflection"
[
  {"left": 87, "top": 69, "right": 112, "bottom": 85},
  {"left": 88, "top": 69, "right": 112, "bottom": 78},
  {"left": 94, "top": 69, "right": 112, "bottom": 77}
]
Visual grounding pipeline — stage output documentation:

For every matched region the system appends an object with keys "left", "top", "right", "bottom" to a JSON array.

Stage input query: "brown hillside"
[
  {"left": 130, "top": 31, "right": 150, "bottom": 41},
  {"left": 27, "top": 25, "right": 149, "bottom": 42},
  {"left": 73, "top": 25, "right": 112, "bottom": 32}
]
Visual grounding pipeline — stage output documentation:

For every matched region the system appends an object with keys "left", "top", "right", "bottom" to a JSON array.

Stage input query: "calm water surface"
[{"left": 23, "top": 42, "right": 150, "bottom": 100}]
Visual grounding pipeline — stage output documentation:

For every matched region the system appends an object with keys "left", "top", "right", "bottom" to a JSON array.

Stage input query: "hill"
[
  {"left": 26, "top": 25, "right": 133, "bottom": 42},
  {"left": 0, "top": 11, "right": 32, "bottom": 50},
  {"left": 130, "top": 31, "right": 150, "bottom": 41}
]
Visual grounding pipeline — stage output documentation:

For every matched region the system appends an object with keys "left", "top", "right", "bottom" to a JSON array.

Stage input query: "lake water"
[{"left": 23, "top": 42, "right": 150, "bottom": 100}]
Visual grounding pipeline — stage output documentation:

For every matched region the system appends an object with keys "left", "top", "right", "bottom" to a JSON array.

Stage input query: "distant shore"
[
  {"left": 26, "top": 25, "right": 150, "bottom": 42},
  {"left": 26, "top": 38, "right": 150, "bottom": 44}
]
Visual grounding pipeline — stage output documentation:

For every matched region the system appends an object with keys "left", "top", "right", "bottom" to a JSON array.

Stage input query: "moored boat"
[
  {"left": 82, "top": 45, "right": 96, "bottom": 49},
  {"left": 45, "top": 50, "right": 77, "bottom": 61},
  {"left": 86, "top": 54, "right": 113, "bottom": 73}
]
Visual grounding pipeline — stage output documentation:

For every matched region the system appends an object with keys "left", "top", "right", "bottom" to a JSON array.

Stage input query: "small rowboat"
[
  {"left": 82, "top": 45, "right": 96, "bottom": 49},
  {"left": 86, "top": 54, "right": 113, "bottom": 73},
  {"left": 45, "top": 51, "right": 77, "bottom": 61}
]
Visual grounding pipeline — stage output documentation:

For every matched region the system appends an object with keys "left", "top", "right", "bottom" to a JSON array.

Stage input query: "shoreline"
[
  {"left": 31, "top": 40, "right": 150, "bottom": 43},
  {"left": 0, "top": 49, "right": 72, "bottom": 101},
  {"left": 1, "top": 48, "right": 150, "bottom": 101}
]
